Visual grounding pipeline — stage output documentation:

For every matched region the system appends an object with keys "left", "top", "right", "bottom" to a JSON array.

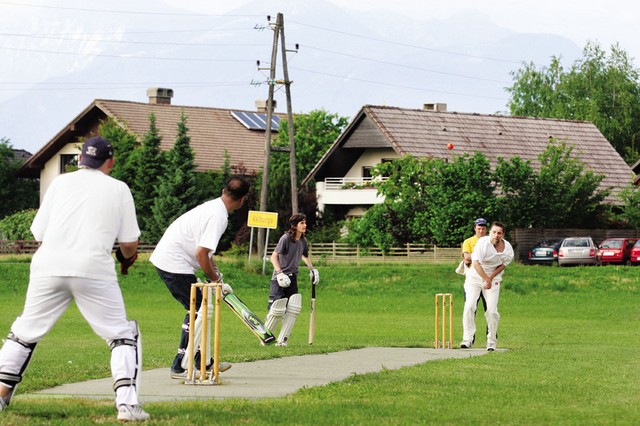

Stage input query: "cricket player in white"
[
  {"left": 150, "top": 176, "right": 249, "bottom": 378},
  {"left": 460, "top": 222, "right": 514, "bottom": 351},
  {"left": 0, "top": 137, "right": 148, "bottom": 421}
]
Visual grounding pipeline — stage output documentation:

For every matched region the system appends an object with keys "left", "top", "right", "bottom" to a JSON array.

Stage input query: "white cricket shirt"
[
  {"left": 150, "top": 198, "right": 228, "bottom": 274},
  {"left": 30, "top": 168, "right": 140, "bottom": 280}
]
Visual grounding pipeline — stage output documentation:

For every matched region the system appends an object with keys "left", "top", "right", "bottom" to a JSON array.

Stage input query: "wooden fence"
[
  {"left": 0, "top": 241, "right": 156, "bottom": 255},
  {"left": 2, "top": 240, "right": 460, "bottom": 264},
  {"left": 268, "top": 242, "right": 460, "bottom": 264}
]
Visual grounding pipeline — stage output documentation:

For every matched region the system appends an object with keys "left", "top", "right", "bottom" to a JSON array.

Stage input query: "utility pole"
[
  {"left": 257, "top": 14, "right": 280, "bottom": 258},
  {"left": 256, "top": 12, "right": 298, "bottom": 258},
  {"left": 279, "top": 14, "right": 298, "bottom": 215}
]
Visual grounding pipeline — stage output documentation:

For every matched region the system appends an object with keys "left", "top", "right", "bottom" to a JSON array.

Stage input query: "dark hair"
[
  {"left": 287, "top": 213, "right": 307, "bottom": 238},
  {"left": 491, "top": 221, "right": 506, "bottom": 233},
  {"left": 223, "top": 176, "right": 250, "bottom": 200}
]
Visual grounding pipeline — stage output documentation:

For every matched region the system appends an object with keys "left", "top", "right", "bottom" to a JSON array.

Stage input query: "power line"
[
  {"left": 0, "top": 82, "right": 249, "bottom": 91},
  {"left": 0, "top": 45, "right": 256, "bottom": 62},
  {"left": 0, "top": 32, "right": 270, "bottom": 48},
  {"left": 288, "top": 20, "right": 522, "bottom": 65},
  {"left": 290, "top": 66, "right": 509, "bottom": 101},
  {"left": 303, "top": 45, "right": 511, "bottom": 84},
  {"left": 0, "top": 1, "right": 261, "bottom": 17}
]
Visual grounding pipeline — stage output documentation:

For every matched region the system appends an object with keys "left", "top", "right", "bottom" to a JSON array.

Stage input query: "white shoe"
[
  {"left": 209, "top": 362, "right": 232, "bottom": 373},
  {"left": 276, "top": 340, "right": 288, "bottom": 347},
  {"left": 117, "top": 404, "right": 150, "bottom": 422},
  {"left": 460, "top": 340, "right": 472, "bottom": 349},
  {"left": 171, "top": 362, "right": 232, "bottom": 379}
]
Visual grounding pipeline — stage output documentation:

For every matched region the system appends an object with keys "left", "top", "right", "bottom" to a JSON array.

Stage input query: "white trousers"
[
  {"left": 0, "top": 276, "right": 139, "bottom": 406},
  {"left": 462, "top": 279, "right": 501, "bottom": 347}
]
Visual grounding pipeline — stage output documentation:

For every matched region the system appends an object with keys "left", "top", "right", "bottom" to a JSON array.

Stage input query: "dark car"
[
  {"left": 528, "top": 239, "right": 563, "bottom": 265},
  {"left": 596, "top": 238, "right": 638, "bottom": 265}
]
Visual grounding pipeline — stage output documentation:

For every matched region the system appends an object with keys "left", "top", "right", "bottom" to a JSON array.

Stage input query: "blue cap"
[
  {"left": 475, "top": 218, "right": 487, "bottom": 226},
  {"left": 79, "top": 136, "right": 113, "bottom": 169}
]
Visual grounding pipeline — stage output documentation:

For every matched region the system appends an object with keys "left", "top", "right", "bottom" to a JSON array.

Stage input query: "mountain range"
[{"left": 0, "top": 0, "right": 582, "bottom": 153}]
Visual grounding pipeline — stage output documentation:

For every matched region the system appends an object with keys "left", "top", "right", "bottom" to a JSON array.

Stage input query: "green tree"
[
  {"left": 0, "top": 208, "right": 37, "bottom": 239},
  {"left": 531, "top": 141, "right": 608, "bottom": 228},
  {"left": 130, "top": 113, "right": 166, "bottom": 240},
  {"left": 507, "top": 42, "right": 640, "bottom": 164},
  {"left": 492, "top": 156, "right": 537, "bottom": 228},
  {"left": 615, "top": 182, "right": 640, "bottom": 228},
  {"left": 149, "top": 111, "right": 197, "bottom": 242},
  {"left": 98, "top": 117, "right": 139, "bottom": 186},
  {"left": 0, "top": 138, "right": 38, "bottom": 219},
  {"left": 268, "top": 110, "right": 348, "bottom": 229},
  {"left": 347, "top": 143, "right": 609, "bottom": 250},
  {"left": 348, "top": 153, "right": 496, "bottom": 249}
]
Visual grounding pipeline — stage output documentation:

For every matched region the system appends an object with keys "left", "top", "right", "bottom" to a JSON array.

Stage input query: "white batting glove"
[
  {"left": 211, "top": 267, "right": 223, "bottom": 283},
  {"left": 222, "top": 283, "right": 233, "bottom": 295},
  {"left": 276, "top": 272, "right": 291, "bottom": 288},
  {"left": 310, "top": 268, "right": 319, "bottom": 285}
]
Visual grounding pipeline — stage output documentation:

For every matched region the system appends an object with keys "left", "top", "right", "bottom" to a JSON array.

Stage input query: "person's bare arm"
[{"left": 195, "top": 246, "right": 222, "bottom": 282}]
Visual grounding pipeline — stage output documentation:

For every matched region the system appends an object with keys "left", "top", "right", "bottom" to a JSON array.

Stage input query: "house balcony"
[{"left": 316, "top": 177, "right": 386, "bottom": 213}]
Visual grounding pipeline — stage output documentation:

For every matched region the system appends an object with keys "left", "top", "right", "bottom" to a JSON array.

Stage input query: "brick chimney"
[
  {"left": 423, "top": 102, "right": 447, "bottom": 112},
  {"left": 147, "top": 88, "right": 173, "bottom": 105},
  {"left": 255, "top": 99, "right": 277, "bottom": 113}
]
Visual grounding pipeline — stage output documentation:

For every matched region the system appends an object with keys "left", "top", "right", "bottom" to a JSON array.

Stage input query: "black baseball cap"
[{"left": 79, "top": 136, "right": 114, "bottom": 169}]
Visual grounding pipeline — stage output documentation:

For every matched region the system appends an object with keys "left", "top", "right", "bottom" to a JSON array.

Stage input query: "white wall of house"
[
  {"left": 344, "top": 148, "right": 398, "bottom": 178},
  {"left": 39, "top": 143, "right": 81, "bottom": 203},
  {"left": 316, "top": 148, "right": 398, "bottom": 215}
]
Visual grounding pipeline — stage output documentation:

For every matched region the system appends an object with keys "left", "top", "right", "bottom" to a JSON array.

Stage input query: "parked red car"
[
  {"left": 629, "top": 240, "right": 640, "bottom": 265},
  {"left": 596, "top": 238, "right": 638, "bottom": 265}
]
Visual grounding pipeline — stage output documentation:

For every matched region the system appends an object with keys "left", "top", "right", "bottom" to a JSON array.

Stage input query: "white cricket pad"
[
  {"left": 0, "top": 336, "right": 37, "bottom": 407},
  {"left": 277, "top": 293, "right": 302, "bottom": 345},
  {"left": 264, "top": 298, "right": 288, "bottom": 332},
  {"left": 129, "top": 320, "right": 142, "bottom": 398}
]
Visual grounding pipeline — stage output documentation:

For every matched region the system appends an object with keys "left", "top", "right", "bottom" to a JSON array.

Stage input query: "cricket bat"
[
  {"left": 308, "top": 282, "right": 316, "bottom": 345},
  {"left": 223, "top": 292, "right": 276, "bottom": 345}
]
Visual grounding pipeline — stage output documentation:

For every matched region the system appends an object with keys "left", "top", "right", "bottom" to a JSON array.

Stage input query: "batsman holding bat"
[
  {"left": 265, "top": 214, "right": 319, "bottom": 346},
  {"left": 150, "top": 176, "right": 249, "bottom": 379}
]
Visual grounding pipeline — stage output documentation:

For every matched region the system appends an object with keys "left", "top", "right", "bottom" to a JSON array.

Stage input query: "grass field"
[{"left": 0, "top": 257, "right": 638, "bottom": 425}]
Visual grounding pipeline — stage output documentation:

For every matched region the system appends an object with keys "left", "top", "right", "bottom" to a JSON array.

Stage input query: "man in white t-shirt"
[
  {"left": 150, "top": 176, "right": 249, "bottom": 378},
  {"left": 460, "top": 222, "right": 514, "bottom": 352},
  {"left": 0, "top": 137, "right": 148, "bottom": 422}
]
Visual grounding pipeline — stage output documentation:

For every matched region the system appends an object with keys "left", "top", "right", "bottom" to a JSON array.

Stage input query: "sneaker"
[
  {"left": 170, "top": 366, "right": 186, "bottom": 379},
  {"left": 171, "top": 362, "right": 232, "bottom": 379},
  {"left": 487, "top": 344, "right": 496, "bottom": 352},
  {"left": 460, "top": 341, "right": 472, "bottom": 349},
  {"left": 117, "top": 404, "right": 150, "bottom": 422}
]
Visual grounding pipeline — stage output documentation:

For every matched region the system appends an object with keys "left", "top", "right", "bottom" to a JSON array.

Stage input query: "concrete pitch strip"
[{"left": 29, "top": 347, "right": 493, "bottom": 403}]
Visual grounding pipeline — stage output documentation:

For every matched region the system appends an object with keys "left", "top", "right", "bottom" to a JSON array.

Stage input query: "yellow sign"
[{"left": 247, "top": 211, "right": 278, "bottom": 229}]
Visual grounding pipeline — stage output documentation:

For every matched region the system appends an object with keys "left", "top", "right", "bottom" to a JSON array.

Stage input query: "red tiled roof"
[
  {"left": 306, "top": 105, "right": 633, "bottom": 204},
  {"left": 18, "top": 99, "right": 281, "bottom": 177},
  {"left": 96, "top": 99, "right": 271, "bottom": 173}
]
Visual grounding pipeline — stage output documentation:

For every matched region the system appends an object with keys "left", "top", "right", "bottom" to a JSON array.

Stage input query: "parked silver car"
[{"left": 558, "top": 237, "right": 597, "bottom": 266}]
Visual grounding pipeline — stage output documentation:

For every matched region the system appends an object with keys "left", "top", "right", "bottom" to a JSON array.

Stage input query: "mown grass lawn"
[{"left": 0, "top": 257, "right": 638, "bottom": 425}]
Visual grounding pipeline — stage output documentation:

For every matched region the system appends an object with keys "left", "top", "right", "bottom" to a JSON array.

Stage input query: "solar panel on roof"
[{"left": 231, "top": 111, "right": 280, "bottom": 131}]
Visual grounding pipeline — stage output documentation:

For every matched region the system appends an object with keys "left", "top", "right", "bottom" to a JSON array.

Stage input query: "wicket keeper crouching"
[{"left": 265, "top": 214, "right": 319, "bottom": 346}]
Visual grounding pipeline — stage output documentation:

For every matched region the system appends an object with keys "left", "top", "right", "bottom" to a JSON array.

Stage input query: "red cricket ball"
[{"left": 447, "top": 143, "right": 454, "bottom": 150}]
